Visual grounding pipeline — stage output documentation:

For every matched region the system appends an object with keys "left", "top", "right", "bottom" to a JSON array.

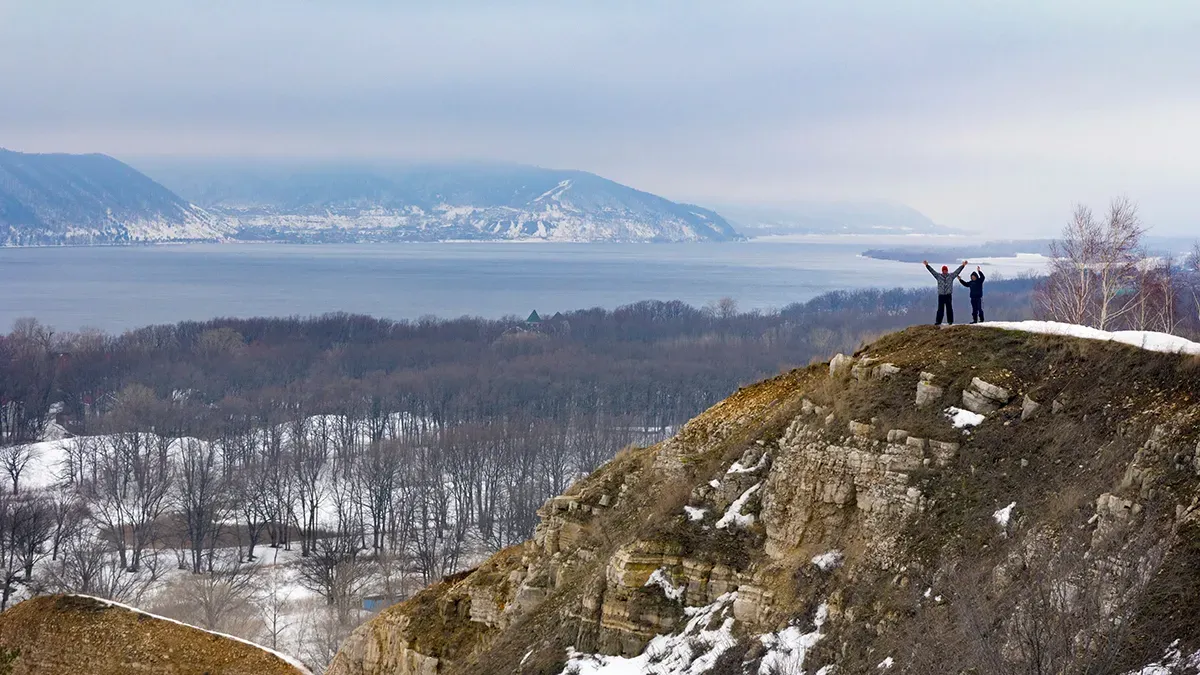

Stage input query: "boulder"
[
  {"left": 1021, "top": 396, "right": 1042, "bottom": 421},
  {"left": 830, "top": 353, "right": 853, "bottom": 377},
  {"left": 961, "top": 377, "right": 1013, "bottom": 414},
  {"left": 874, "top": 363, "right": 901, "bottom": 380},
  {"left": 849, "top": 420, "right": 874, "bottom": 437},
  {"left": 916, "top": 374, "right": 944, "bottom": 407}
]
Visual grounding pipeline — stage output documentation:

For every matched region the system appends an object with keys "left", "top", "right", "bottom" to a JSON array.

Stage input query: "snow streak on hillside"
[{"left": 981, "top": 321, "right": 1200, "bottom": 355}]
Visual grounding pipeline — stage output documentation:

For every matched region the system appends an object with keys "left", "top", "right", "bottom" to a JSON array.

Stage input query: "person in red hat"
[{"left": 922, "top": 260, "right": 968, "bottom": 326}]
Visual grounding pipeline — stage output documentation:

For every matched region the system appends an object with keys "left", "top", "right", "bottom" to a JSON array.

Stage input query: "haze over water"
[{"left": 0, "top": 241, "right": 1046, "bottom": 333}]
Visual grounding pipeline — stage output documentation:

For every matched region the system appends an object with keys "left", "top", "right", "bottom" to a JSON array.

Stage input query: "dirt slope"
[{"left": 0, "top": 594, "right": 309, "bottom": 675}]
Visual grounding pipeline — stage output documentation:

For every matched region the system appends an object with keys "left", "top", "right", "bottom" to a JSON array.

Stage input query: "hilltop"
[
  {"left": 0, "top": 594, "right": 310, "bottom": 674},
  {"left": 329, "top": 322, "right": 1200, "bottom": 674}
]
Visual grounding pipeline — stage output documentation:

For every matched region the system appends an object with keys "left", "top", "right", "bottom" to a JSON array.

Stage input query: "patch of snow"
[
  {"left": 715, "top": 483, "right": 761, "bottom": 529},
  {"left": 981, "top": 321, "right": 1200, "bottom": 356},
  {"left": 645, "top": 568, "right": 685, "bottom": 602},
  {"left": 708, "top": 479, "right": 721, "bottom": 489},
  {"left": 727, "top": 453, "right": 768, "bottom": 474},
  {"left": 945, "top": 406, "right": 985, "bottom": 429},
  {"left": 878, "top": 656, "right": 895, "bottom": 669},
  {"left": 560, "top": 593, "right": 739, "bottom": 675},
  {"left": 758, "top": 603, "right": 829, "bottom": 675},
  {"left": 1125, "top": 640, "right": 1200, "bottom": 674},
  {"left": 993, "top": 501, "right": 1016, "bottom": 528},
  {"left": 73, "top": 594, "right": 313, "bottom": 674},
  {"left": 684, "top": 506, "right": 708, "bottom": 522},
  {"left": 811, "top": 551, "right": 844, "bottom": 572}
]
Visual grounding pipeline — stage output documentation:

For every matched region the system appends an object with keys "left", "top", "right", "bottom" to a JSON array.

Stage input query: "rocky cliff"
[
  {"left": 329, "top": 324, "right": 1200, "bottom": 675},
  {"left": 0, "top": 594, "right": 311, "bottom": 674}
]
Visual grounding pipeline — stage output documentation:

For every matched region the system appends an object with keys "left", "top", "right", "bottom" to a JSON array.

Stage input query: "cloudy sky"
[{"left": 3, "top": 0, "right": 1199, "bottom": 235}]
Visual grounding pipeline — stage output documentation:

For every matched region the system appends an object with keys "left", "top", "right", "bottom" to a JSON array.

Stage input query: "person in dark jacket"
[
  {"left": 923, "top": 260, "right": 967, "bottom": 326},
  {"left": 958, "top": 266, "right": 986, "bottom": 323}
]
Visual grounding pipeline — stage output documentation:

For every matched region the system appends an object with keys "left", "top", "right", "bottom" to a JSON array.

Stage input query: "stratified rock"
[{"left": 961, "top": 377, "right": 1013, "bottom": 414}]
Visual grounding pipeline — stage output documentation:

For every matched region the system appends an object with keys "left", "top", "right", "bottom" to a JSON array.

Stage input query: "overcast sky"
[{"left": 3, "top": 0, "right": 1199, "bottom": 235}]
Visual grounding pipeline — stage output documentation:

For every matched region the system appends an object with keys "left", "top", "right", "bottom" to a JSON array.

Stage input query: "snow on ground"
[
  {"left": 877, "top": 656, "right": 895, "bottom": 669},
  {"left": 757, "top": 603, "right": 828, "bottom": 675},
  {"left": 561, "top": 593, "right": 739, "bottom": 675},
  {"left": 981, "top": 321, "right": 1200, "bottom": 356},
  {"left": 1126, "top": 641, "right": 1200, "bottom": 674},
  {"left": 645, "top": 568, "right": 685, "bottom": 602},
  {"left": 811, "top": 551, "right": 844, "bottom": 572},
  {"left": 726, "top": 454, "right": 768, "bottom": 474},
  {"left": 715, "top": 483, "right": 761, "bottom": 530},
  {"left": 683, "top": 506, "right": 707, "bottom": 522},
  {"left": 944, "top": 406, "right": 985, "bottom": 429},
  {"left": 77, "top": 594, "right": 315, "bottom": 674},
  {"left": 993, "top": 502, "right": 1016, "bottom": 528}
]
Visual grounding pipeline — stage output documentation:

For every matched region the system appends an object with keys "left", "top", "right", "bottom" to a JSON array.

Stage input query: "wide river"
[{"left": 0, "top": 241, "right": 1047, "bottom": 332}]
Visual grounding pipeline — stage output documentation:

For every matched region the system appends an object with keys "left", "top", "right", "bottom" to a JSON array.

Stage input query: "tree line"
[{"left": 1035, "top": 197, "right": 1200, "bottom": 335}]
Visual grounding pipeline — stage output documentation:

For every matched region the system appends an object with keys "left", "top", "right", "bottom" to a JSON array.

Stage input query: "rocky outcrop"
[
  {"left": 0, "top": 595, "right": 310, "bottom": 675},
  {"left": 331, "top": 325, "right": 1200, "bottom": 675},
  {"left": 961, "top": 376, "right": 1013, "bottom": 414}
]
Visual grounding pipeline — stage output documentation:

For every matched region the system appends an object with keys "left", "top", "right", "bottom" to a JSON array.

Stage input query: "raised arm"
[
  {"left": 976, "top": 266, "right": 985, "bottom": 283},
  {"left": 958, "top": 276, "right": 971, "bottom": 287},
  {"left": 950, "top": 261, "right": 967, "bottom": 279},
  {"left": 924, "top": 261, "right": 938, "bottom": 278}
]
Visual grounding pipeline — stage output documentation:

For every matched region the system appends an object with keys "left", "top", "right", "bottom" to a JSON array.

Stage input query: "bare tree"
[
  {"left": 171, "top": 556, "right": 259, "bottom": 632},
  {"left": 1037, "top": 198, "right": 1148, "bottom": 330},
  {"left": 45, "top": 529, "right": 160, "bottom": 603},
  {"left": 0, "top": 444, "right": 37, "bottom": 494},
  {"left": 258, "top": 554, "right": 296, "bottom": 652},
  {"left": 175, "top": 437, "right": 228, "bottom": 573},
  {"left": 298, "top": 536, "right": 371, "bottom": 622}
]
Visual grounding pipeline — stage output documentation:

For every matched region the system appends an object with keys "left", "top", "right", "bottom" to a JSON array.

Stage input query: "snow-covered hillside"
[
  {"left": 0, "top": 148, "right": 230, "bottom": 245},
  {"left": 142, "top": 161, "right": 743, "bottom": 243}
]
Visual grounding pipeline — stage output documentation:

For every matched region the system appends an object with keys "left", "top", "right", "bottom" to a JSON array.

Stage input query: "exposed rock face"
[
  {"left": 0, "top": 595, "right": 310, "bottom": 675},
  {"left": 330, "top": 326, "right": 1200, "bottom": 675}
]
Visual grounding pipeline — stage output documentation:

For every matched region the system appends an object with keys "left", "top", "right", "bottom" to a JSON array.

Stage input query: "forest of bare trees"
[{"left": 0, "top": 285, "right": 1043, "bottom": 667}]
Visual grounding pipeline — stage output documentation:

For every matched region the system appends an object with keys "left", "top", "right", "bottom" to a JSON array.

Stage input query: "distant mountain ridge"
[
  {"left": 0, "top": 148, "right": 224, "bottom": 245},
  {"left": 0, "top": 150, "right": 741, "bottom": 245},
  {"left": 138, "top": 160, "right": 742, "bottom": 243}
]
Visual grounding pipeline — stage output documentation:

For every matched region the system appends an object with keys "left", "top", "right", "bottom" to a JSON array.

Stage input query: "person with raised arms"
[{"left": 923, "top": 260, "right": 968, "bottom": 326}]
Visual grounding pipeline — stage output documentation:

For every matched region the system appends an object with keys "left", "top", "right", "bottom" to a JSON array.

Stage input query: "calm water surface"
[{"left": 0, "top": 242, "right": 1045, "bottom": 332}]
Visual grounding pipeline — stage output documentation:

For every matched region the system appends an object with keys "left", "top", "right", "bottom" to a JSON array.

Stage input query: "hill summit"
[
  {"left": 329, "top": 323, "right": 1200, "bottom": 675},
  {"left": 0, "top": 594, "right": 310, "bottom": 674}
]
